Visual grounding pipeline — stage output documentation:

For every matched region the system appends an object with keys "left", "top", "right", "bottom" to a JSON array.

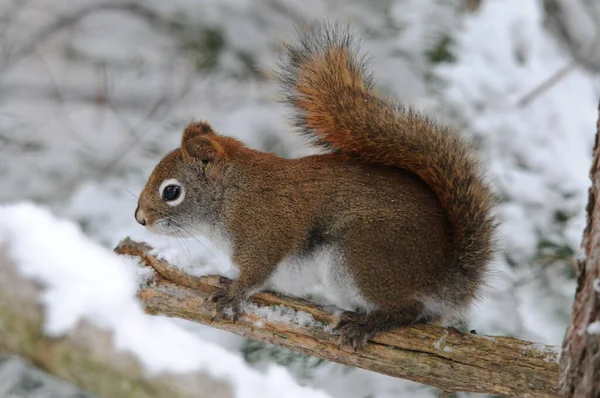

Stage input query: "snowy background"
[{"left": 0, "top": 0, "right": 599, "bottom": 397}]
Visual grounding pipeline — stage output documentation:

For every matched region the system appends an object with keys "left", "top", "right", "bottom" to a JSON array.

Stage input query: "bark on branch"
[{"left": 116, "top": 238, "right": 560, "bottom": 397}]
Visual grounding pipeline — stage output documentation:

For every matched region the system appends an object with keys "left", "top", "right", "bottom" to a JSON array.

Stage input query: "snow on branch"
[
  {"left": 0, "top": 245, "right": 231, "bottom": 398},
  {"left": 116, "top": 239, "right": 560, "bottom": 397}
]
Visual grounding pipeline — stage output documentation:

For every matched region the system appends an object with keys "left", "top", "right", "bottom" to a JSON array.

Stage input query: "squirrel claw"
[
  {"left": 208, "top": 289, "right": 242, "bottom": 322},
  {"left": 217, "top": 276, "right": 232, "bottom": 286},
  {"left": 337, "top": 327, "right": 369, "bottom": 351},
  {"left": 333, "top": 311, "right": 371, "bottom": 351}
]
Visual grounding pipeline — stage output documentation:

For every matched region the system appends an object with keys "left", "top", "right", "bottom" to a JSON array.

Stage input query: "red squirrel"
[{"left": 135, "top": 22, "right": 495, "bottom": 349}]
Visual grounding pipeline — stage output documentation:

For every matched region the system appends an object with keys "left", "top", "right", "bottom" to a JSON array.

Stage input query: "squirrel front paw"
[
  {"left": 209, "top": 287, "right": 243, "bottom": 322},
  {"left": 333, "top": 311, "right": 374, "bottom": 351}
]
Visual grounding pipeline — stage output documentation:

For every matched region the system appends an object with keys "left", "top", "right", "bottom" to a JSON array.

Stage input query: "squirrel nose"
[{"left": 135, "top": 206, "right": 146, "bottom": 226}]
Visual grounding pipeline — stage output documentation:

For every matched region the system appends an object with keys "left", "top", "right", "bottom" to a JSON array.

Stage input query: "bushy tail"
[{"left": 275, "top": 21, "right": 495, "bottom": 274}]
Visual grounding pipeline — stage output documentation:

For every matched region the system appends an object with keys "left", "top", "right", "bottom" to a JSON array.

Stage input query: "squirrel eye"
[
  {"left": 163, "top": 185, "right": 180, "bottom": 201},
  {"left": 158, "top": 179, "right": 185, "bottom": 206}
]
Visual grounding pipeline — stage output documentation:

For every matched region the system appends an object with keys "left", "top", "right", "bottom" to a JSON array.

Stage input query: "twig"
[
  {"left": 516, "top": 61, "right": 577, "bottom": 108},
  {"left": 116, "top": 238, "right": 560, "bottom": 397},
  {"left": 517, "top": 7, "right": 600, "bottom": 109}
]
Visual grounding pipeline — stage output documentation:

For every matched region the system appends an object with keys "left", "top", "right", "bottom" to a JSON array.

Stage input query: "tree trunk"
[{"left": 559, "top": 101, "right": 600, "bottom": 396}]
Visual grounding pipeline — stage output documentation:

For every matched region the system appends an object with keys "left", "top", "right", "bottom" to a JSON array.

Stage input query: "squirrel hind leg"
[{"left": 333, "top": 301, "right": 437, "bottom": 350}]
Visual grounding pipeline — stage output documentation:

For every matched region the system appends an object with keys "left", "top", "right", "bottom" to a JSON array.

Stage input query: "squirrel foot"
[
  {"left": 334, "top": 305, "right": 427, "bottom": 351},
  {"left": 333, "top": 311, "right": 374, "bottom": 351},
  {"left": 209, "top": 287, "right": 242, "bottom": 322}
]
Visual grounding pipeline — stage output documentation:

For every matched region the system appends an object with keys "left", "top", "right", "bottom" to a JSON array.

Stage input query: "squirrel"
[{"left": 135, "top": 22, "right": 496, "bottom": 350}]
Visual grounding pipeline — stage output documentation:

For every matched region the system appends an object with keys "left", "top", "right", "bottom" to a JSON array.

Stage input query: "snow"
[
  {"left": 433, "top": 330, "right": 453, "bottom": 353},
  {"left": 524, "top": 343, "right": 560, "bottom": 363},
  {"left": 0, "top": 202, "right": 330, "bottom": 398},
  {"left": 587, "top": 321, "right": 600, "bottom": 335},
  {"left": 593, "top": 278, "right": 600, "bottom": 294},
  {"left": 244, "top": 302, "right": 330, "bottom": 331}
]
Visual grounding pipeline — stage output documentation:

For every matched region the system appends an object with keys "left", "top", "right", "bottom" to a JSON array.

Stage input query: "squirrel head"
[{"left": 135, "top": 121, "right": 234, "bottom": 236}]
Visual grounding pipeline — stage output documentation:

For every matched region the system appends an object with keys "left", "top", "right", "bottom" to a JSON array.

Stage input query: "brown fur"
[{"left": 136, "top": 22, "right": 496, "bottom": 350}]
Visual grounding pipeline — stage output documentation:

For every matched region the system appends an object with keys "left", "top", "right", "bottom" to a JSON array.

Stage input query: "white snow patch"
[
  {"left": 546, "top": 346, "right": 561, "bottom": 363},
  {"left": 244, "top": 302, "right": 331, "bottom": 332},
  {"left": 123, "top": 255, "right": 157, "bottom": 287},
  {"left": 593, "top": 279, "right": 600, "bottom": 294},
  {"left": 587, "top": 321, "right": 600, "bottom": 335},
  {"left": 521, "top": 343, "right": 560, "bottom": 363},
  {"left": 433, "top": 330, "right": 453, "bottom": 353},
  {"left": 0, "top": 203, "right": 330, "bottom": 398}
]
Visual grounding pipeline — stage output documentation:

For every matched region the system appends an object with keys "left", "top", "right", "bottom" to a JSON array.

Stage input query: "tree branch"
[{"left": 116, "top": 238, "right": 560, "bottom": 397}]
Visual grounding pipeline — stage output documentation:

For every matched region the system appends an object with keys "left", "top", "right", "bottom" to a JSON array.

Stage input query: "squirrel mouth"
[
  {"left": 134, "top": 206, "right": 146, "bottom": 226},
  {"left": 135, "top": 208, "right": 178, "bottom": 236},
  {"left": 145, "top": 218, "right": 185, "bottom": 237}
]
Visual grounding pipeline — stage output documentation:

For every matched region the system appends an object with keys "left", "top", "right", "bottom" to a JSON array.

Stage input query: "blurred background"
[{"left": 0, "top": 0, "right": 599, "bottom": 396}]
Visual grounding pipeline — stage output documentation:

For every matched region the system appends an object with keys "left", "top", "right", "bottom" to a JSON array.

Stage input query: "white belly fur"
[{"left": 266, "top": 245, "right": 378, "bottom": 313}]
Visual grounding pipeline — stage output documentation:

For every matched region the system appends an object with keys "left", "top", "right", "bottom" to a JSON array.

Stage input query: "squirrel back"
[{"left": 275, "top": 22, "right": 495, "bottom": 287}]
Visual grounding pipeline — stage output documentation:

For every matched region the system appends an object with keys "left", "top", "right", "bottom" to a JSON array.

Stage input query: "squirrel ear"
[
  {"left": 181, "top": 121, "right": 224, "bottom": 164},
  {"left": 181, "top": 121, "right": 214, "bottom": 144},
  {"left": 181, "top": 136, "right": 224, "bottom": 164}
]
